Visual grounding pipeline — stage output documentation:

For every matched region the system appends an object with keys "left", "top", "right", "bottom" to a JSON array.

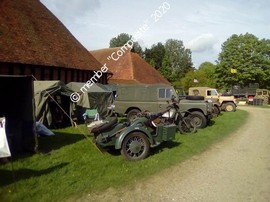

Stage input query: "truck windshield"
[{"left": 175, "top": 88, "right": 186, "bottom": 96}]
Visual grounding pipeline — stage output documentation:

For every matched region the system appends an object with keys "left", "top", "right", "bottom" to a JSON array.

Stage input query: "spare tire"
[{"left": 185, "top": 95, "right": 205, "bottom": 101}]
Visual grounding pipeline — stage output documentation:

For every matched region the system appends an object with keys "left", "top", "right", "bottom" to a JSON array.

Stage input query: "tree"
[
  {"left": 178, "top": 70, "right": 207, "bottom": 92},
  {"left": 144, "top": 42, "right": 165, "bottom": 69},
  {"left": 198, "top": 62, "right": 217, "bottom": 87},
  {"left": 216, "top": 33, "right": 270, "bottom": 88},
  {"left": 178, "top": 61, "right": 217, "bottom": 92},
  {"left": 109, "top": 33, "right": 143, "bottom": 56},
  {"left": 159, "top": 39, "right": 194, "bottom": 82},
  {"left": 260, "top": 39, "right": 270, "bottom": 88}
]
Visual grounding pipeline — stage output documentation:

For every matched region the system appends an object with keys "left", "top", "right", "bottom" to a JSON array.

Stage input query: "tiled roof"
[
  {"left": 90, "top": 48, "right": 171, "bottom": 85},
  {"left": 0, "top": 0, "right": 102, "bottom": 71}
]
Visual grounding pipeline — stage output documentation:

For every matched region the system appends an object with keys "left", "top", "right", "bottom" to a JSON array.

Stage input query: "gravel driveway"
[{"left": 77, "top": 106, "right": 270, "bottom": 202}]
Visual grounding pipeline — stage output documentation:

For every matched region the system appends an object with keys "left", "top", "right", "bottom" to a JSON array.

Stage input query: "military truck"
[
  {"left": 189, "top": 87, "right": 237, "bottom": 112},
  {"left": 114, "top": 84, "right": 213, "bottom": 128},
  {"left": 231, "top": 83, "right": 258, "bottom": 99}
]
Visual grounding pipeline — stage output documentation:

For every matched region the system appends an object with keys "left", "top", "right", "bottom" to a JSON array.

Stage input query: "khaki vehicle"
[
  {"left": 189, "top": 87, "right": 237, "bottom": 112},
  {"left": 114, "top": 84, "right": 213, "bottom": 128}
]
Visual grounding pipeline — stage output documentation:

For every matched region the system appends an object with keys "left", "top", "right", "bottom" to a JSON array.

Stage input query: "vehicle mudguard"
[{"left": 114, "top": 127, "right": 154, "bottom": 150}]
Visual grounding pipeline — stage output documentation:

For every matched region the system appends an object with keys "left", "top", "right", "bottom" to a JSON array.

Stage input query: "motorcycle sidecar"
[{"left": 91, "top": 116, "right": 176, "bottom": 161}]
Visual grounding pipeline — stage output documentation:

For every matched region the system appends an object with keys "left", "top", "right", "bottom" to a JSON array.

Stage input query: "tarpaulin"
[{"left": 0, "top": 118, "right": 11, "bottom": 158}]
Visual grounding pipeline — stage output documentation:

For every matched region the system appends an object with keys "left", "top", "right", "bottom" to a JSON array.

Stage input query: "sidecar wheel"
[{"left": 121, "top": 132, "right": 150, "bottom": 161}]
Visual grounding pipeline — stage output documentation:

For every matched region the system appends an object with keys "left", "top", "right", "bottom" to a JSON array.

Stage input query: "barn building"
[{"left": 0, "top": 0, "right": 108, "bottom": 84}]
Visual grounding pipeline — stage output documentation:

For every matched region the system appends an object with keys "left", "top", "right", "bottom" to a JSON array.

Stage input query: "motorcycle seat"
[{"left": 91, "top": 117, "right": 118, "bottom": 134}]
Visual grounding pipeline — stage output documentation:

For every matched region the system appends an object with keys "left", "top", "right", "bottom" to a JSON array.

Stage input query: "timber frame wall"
[{"left": 0, "top": 62, "right": 108, "bottom": 84}]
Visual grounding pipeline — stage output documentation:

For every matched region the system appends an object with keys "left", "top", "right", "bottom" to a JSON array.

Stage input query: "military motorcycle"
[{"left": 88, "top": 109, "right": 177, "bottom": 161}]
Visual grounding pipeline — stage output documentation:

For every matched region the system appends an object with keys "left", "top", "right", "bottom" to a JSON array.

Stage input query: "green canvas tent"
[
  {"left": 34, "top": 80, "right": 75, "bottom": 128},
  {"left": 67, "top": 82, "right": 114, "bottom": 122}
]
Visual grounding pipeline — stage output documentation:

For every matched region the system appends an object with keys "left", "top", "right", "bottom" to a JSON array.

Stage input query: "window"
[
  {"left": 207, "top": 90, "right": 218, "bottom": 96},
  {"left": 159, "top": 88, "right": 174, "bottom": 99},
  {"left": 193, "top": 90, "right": 200, "bottom": 96},
  {"left": 175, "top": 88, "right": 186, "bottom": 96},
  {"left": 159, "top": 89, "right": 165, "bottom": 98}
]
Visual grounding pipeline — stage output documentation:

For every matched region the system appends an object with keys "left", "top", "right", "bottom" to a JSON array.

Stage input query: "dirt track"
[{"left": 79, "top": 106, "right": 270, "bottom": 202}]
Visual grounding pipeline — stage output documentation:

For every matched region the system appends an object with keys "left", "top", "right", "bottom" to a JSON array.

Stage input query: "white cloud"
[
  {"left": 186, "top": 33, "right": 218, "bottom": 53},
  {"left": 41, "top": 0, "right": 100, "bottom": 21}
]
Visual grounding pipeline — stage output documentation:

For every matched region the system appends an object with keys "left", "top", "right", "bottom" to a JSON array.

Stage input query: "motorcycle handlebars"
[
  {"left": 167, "top": 101, "right": 179, "bottom": 110},
  {"left": 137, "top": 96, "right": 179, "bottom": 120}
]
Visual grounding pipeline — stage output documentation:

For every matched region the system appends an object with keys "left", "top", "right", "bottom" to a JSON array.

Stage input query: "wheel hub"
[
  {"left": 192, "top": 116, "right": 201, "bottom": 124},
  {"left": 226, "top": 105, "right": 233, "bottom": 111},
  {"left": 129, "top": 141, "right": 142, "bottom": 153}
]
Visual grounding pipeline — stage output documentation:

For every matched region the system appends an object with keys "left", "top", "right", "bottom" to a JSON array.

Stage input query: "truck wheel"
[
  {"left": 224, "top": 103, "right": 236, "bottom": 112},
  {"left": 121, "top": 132, "right": 150, "bottom": 161},
  {"left": 189, "top": 111, "right": 207, "bottom": 129},
  {"left": 185, "top": 95, "right": 205, "bottom": 100},
  {"left": 127, "top": 109, "right": 140, "bottom": 122}
]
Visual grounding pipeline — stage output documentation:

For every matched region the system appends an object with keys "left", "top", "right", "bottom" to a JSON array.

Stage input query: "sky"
[{"left": 40, "top": 0, "right": 270, "bottom": 68}]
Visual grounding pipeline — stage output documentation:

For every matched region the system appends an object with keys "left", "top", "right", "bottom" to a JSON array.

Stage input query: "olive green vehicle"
[
  {"left": 189, "top": 87, "right": 237, "bottom": 112},
  {"left": 114, "top": 84, "right": 213, "bottom": 128}
]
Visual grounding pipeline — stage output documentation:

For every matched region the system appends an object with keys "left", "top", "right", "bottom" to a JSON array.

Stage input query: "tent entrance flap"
[{"left": 34, "top": 80, "right": 75, "bottom": 128}]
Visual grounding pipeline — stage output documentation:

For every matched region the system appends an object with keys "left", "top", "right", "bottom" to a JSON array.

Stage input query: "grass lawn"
[{"left": 0, "top": 109, "right": 248, "bottom": 202}]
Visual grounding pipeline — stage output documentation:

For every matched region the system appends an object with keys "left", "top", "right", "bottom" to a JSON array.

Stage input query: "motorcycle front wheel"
[{"left": 178, "top": 117, "right": 197, "bottom": 134}]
